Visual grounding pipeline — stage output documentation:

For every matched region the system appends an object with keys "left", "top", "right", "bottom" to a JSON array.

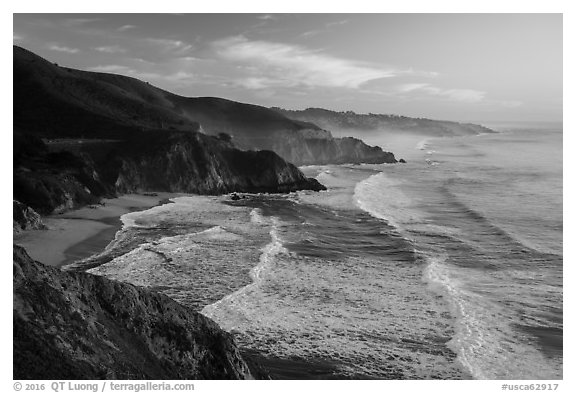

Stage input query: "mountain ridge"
[{"left": 272, "top": 107, "right": 494, "bottom": 137}]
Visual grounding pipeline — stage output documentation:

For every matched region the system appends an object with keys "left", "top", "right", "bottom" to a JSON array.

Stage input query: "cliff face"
[
  {"left": 112, "top": 131, "right": 326, "bottom": 194},
  {"left": 13, "top": 200, "right": 46, "bottom": 233},
  {"left": 14, "top": 131, "right": 115, "bottom": 215},
  {"left": 263, "top": 133, "right": 397, "bottom": 165},
  {"left": 13, "top": 245, "right": 254, "bottom": 380},
  {"left": 272, "top": 107, "right": 494, "bottom": 137}
]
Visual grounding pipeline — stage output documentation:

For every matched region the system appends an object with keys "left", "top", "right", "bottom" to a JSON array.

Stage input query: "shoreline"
[{"left": 13, "top": 193, "right": 179, "bottom": 268}]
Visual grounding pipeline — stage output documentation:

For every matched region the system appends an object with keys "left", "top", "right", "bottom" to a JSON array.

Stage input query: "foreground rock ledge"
[{"left": 13, "top": 245, "right": 254, "bottom": 380}]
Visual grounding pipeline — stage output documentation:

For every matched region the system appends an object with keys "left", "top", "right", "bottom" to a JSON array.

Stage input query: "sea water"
[
  {"left": 88, "top": 122, "right": 562, "bottom": 379},
  {"left": 352, "top": 122, "right": 562, "bottom": 379}
]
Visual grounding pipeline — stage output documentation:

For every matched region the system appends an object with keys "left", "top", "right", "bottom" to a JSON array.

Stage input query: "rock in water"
[{"left": 13, "top": 245, "right": 254, "bottom": 380}]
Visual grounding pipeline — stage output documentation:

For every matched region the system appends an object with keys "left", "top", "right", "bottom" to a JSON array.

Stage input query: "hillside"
[
  {"left": 14, "top": 46, "right": 200, "bottom": 139},
  {"left": 13, "top": 245, "right": 255, "bottom": 379},
  {"left": 13, "top": 45, "right": 396, "bottom": 166},
  {"left": 272, "top": 107, "right": 494, "bottom": 137}
]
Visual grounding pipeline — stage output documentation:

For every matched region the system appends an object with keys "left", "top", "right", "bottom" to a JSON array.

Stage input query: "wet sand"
[{"left": 13, "top": 193, "right": 178, "bottom": 267}]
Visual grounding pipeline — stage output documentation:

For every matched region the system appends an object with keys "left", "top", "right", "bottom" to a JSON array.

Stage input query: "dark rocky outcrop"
[
  {"left": 13, "top": 200, "right": 46, "bottom": 233},
  {"left": 272, "top": 107, "right": 494, "bottom": 137},
  {"left": 110, "top": 131, "right": 325, "bottom": 195},
  {"left": 13, "top": 132, "right": 114, "bottom": 215},
  {"left": 13, "top": 245, "right": 254, "bottom": 380}
]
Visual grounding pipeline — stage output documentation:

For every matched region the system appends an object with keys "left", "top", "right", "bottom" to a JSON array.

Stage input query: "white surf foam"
[
  {"left": 353, "top": 171, "right": 425, "bottom": 229},
  {"left": 119, "top": 212, "right": 146, "bottom": 229},
  {"left": 423, "top": 252, "right": 561, "bottom": 379},
  {"left": 201, "top": 210, "right": 288, "bottom": 327},
  {"left": 416, "top": 139, "right": 430, "bottom": 150}
]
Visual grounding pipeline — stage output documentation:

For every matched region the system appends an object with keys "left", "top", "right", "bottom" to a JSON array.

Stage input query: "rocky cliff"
[
  {"left": 111, "top": 131, "right": 326, "bottom": 194},
  {"left": 13, "top": 200, "right": 46, "bottom": 233},
  {"left": 13, "top": 245, "right": 254, "bottom": 379},
  {"left": 272, "top": 107, "right": 494, "bottom": 137},
  {"left": 14, "top": 131, "right": 114, "bottom": 215},
  {"left": 263, "top": 133, "right": 397, "bottom": 165}
]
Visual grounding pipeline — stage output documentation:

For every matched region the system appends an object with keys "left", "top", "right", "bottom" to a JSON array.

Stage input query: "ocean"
[{"left": 88, "top": 122, "right": 562, "bottom": 379}]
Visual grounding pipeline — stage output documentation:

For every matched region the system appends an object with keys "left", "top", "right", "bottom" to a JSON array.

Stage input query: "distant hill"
[
  {"left": 13, "top": 45, "right": 396, "bottom": 166},
  {"left": 169, "top": 97, "right": 397, "bottom": 165},
  {"left": 272, "top": 107, "right": 494, "bottom": 137}
]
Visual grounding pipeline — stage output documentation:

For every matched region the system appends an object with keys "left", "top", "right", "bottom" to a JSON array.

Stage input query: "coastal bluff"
[
  {"left": 172, "top": 97, "right": 398, "bottom": 165},
  {"left": 13, "top": 45, "right": 325, "bottom": 216},
  {"left": 272, "top": 107, "right": 494, "bottom": 137},
  {"left": 112, "top": 131, "right": 326, "bottom": 195},
  {"left": 13, "top": 245, "right": 254, "bottom": 379}
]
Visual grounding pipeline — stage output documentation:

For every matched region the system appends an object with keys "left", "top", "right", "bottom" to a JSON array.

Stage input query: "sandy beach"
[{"left": 13, "top": 193, "right": 178, "bottom": 267}]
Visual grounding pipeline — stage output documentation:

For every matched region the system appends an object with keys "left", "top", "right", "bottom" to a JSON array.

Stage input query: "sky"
[{"left": 13, "top": 13, "right": 562, "bottom": 122}]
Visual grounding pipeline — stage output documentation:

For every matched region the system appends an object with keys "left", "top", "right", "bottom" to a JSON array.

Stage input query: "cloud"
[
  {"left": 118, "top": 25, "right": 136, "bottom": 32},
  {"left": 301, "top": 19, "right": 349, "bottom": 38},
  {"left": 157, "top": 71, "right": 195, "bottom": 82},
  {"left": 257, "top": 15, "right": 276, "bottom": 21},
  {"left": 64, "top": 18, "right": 101, "bottom": 26},
  {"left": 399, "top": 69, "right": 440, "bottom": 78},
  {"left": 493, "top": 100, "right": 523, "bottom": 108},
  {"left": 397, "top": 83, "right": 432, "bottom": 93},
  {"left": 394, "top": 83, "right": 521, "bottom": 107},
  {"left": 130, "top": 57, "right": 155, "bottom": 65},
  {"left": 213, "top": 36, "right": 397, "bottom": 89},
  {"left": 327, "top": 20, "right": 349, "bottom": 27},
  {"left": 13, "top": 34, "right": 23, "bottom": 41},
  {"left": 301, "top": 30, "right": 322, "bottom": 38},
  {"left": 93, "top": 45, "right": 127, "bottom": 54},
  {"left": 144, "top": 38, "right": 194, "bottom": 54},
  {"left": 397, "top": 83, "right": 486, "bottom": 103},
  {"left": 87, "top": 65, "right": 132, "bottom": 73},
  {"left": 48, "top": 44, "right": 80, "bottom": 54},
  {"left": 233, "top": 77, "right": 289, "bottom": 90},
  {"left": 86, "top": 64, "right": 195, "bottom": 85}
]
